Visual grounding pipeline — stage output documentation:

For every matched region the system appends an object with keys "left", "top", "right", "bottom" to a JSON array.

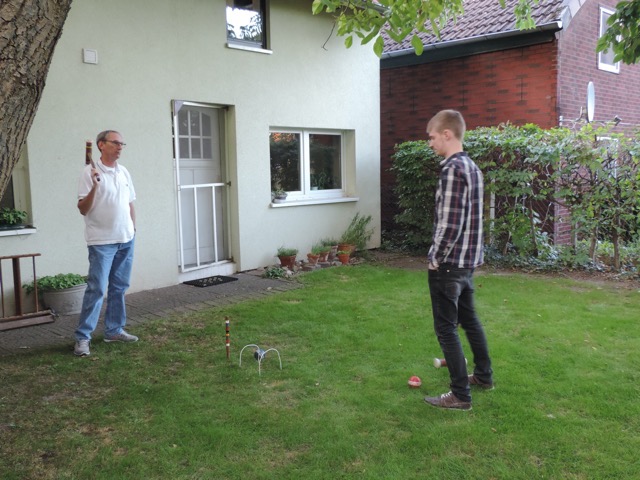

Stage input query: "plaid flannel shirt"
[{"left": 429, "top": 152, "right": 484, "bottom": 269}]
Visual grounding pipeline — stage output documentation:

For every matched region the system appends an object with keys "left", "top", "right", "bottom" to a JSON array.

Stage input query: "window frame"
[
  {"left": 598, "top": 7, "right": 620, "bottom": 74},
  {"left": 225, "top": 0, "right": 270, "bottom": 53},
  {"left": 269, "top": 128, "right": 354, "bottom": 205},
  {"left": 0, "top": 147, "right": 35, "bottom": 236},
  {"left": 596, "top": 136, "right": 620, "bottom": 178}
]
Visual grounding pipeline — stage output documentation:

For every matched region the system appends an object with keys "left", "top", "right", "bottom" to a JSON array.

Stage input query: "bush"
[
  {"left": 390, "top": 123, "right": 640, "bottom": 270},
  {"left": 389, "top": 141, "right": 440, "bottom": 251}
]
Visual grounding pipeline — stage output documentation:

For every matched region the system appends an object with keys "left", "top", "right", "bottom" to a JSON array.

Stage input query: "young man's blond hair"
[{"left": 426, "top": 109, "right": 466, "bottom": 140}]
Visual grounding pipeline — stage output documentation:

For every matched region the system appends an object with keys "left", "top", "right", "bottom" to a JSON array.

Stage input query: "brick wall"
[
  {"left": 380, "top": 42, "right": 559, "bottom": 231},
  {"left": 557, "top": 0, "right": 640, "bottom": 131},
  {"left": 556, "top": 0, "right": 640, "bottom": 243}
]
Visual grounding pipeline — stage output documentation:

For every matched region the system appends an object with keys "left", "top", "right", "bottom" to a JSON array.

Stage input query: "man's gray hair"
[{"left": 96, "top": 130, "right": 120, "bottom": 150}]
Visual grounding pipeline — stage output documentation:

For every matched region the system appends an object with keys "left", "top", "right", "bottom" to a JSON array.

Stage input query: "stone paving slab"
[{"left": 0, "top": 272, "right": 302, "bottom": 357}]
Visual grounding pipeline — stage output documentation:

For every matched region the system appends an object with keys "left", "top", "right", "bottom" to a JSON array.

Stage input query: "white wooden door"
[{"left": 172, "top": 101, "right": 229, "bottom": 272}]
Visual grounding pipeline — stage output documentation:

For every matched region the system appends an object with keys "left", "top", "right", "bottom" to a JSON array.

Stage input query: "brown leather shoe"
[
  {"left": 424, "top": 391, "right": 472, "bottom": 410},
  {"left": 468, "top": 374, "right": 494, "bottom": 390}
]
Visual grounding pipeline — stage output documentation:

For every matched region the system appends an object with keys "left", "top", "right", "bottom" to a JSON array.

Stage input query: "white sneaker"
[
  {"left": 74, "top": 339, "right": 91, "bottom": 356},
  {"left": 104, "top": 330, "right": 139, "bottom": 343}
]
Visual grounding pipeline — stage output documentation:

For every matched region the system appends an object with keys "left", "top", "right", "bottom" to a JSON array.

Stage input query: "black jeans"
[{"left": 428, "top": 264, "right": 493, "bottom": 402}]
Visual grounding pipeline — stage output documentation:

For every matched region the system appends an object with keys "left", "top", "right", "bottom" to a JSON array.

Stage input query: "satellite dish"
[{"left": 586, "top": 81, "right": 595, "bottom": 123}]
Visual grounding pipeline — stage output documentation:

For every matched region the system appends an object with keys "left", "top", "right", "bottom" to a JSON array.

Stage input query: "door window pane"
[
  {"left": 178, "top": 110, "right": 189, "bottom": 135},
  {"left": 203, "top": 139, "right": 212, "bottom": 160},
  {"left": 191, "top": 138, "right": 201, "bottom": 159},
  {"left": 190, "top": 112, "right": 201, "bottom": 136},
  {"left": 179, "top": 138, "right": 189, "bottom": 157}
]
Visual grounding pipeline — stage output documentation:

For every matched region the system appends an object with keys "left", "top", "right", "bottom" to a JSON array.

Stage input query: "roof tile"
[{"left": 383, "top": 0, "right": 566, "bottom": 53}]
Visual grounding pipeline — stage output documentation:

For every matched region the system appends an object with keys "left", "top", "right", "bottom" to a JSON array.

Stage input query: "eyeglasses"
[{"left": 104, "top": 140, "right": 127, "bottom": 147}]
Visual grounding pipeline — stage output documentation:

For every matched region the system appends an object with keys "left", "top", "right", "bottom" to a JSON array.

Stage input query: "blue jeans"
[
  {"left": 428, "top": 264, "right": 493, "bottom": 402},
  {"left": 75, "top": 238, "right": 135, "bottom": 341}
]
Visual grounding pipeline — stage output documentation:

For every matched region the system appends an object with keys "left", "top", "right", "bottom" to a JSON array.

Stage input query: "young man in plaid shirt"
[{"left": 423, "top": 110, "right": 494, "bottom": 411}]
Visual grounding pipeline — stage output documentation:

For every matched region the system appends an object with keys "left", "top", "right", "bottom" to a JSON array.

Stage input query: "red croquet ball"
[{"left": 408, "top": 375, "right": 422, "bottom": 388}]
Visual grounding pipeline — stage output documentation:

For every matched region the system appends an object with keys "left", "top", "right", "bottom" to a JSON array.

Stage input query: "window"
[
  {"left": 226, "top": 0, "right": 267, "bottom": 50},
  {"left": 270, "top": 129, "right": 345, "bottom": 202},
  {"left": 597, "top": 136, "right": 620, "bottom": 178},
  {"left": 598, "top": 7, "right": 620, "bottom": 74},
  {"left": 0, "top": 147, "right": 32, "bottom": 231}
]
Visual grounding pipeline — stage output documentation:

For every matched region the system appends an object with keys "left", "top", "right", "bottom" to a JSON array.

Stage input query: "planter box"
[{"left": 42, "top": 284, "right": 87, "bottom": 315}]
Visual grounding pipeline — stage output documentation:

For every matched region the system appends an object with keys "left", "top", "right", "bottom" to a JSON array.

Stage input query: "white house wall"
[{"left": 5, "top": 0, "right": 380, "bottom": 294}]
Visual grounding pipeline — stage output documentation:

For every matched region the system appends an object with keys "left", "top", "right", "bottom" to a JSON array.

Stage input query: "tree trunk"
[
  {"left": 589, "top": 227, "right": 598, "bottom": 263},
  {"left": 612, "top": 220, "right": 620, "bottom": 271},
  {"left": 0, "top": 0, "right": 72, "bottom": 198},
  {"left": 526, "top": 197, "right": 539, "bottom": 258}
]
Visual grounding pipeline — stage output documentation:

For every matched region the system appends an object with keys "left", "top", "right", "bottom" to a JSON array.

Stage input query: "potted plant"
[
  {"left": 336, "top": 250, "right": 351, "bottom": 265},
  {"left": 321, "top": 237, "right": 339, "bottom": 262},
  {"left": 315, "top": 241, "right": 331, "bottom": 263},
  {"left": 276, "top": 246, "right": 298, "bottom": 270},
  {"left": 339, "top": 212, "right": 374, "bottom": 255},
  {"left": 23, "top": 273, "right": 87, "bottom": 315},
  {"left": 310, "top": 171, "right": 332, "bottom": 190},
  {"left": 0, "top": 207, "right": 28, "bottom": 230},
  {"left": 272, "top": 188, "right": 288, "bottom": 203},
  {"left": 307, "top": 243, "right": 325, "bottom": 266}
]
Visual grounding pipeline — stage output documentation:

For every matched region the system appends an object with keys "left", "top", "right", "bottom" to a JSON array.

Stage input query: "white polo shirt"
[{"left": 78, "top": 159, "right": 136, "bottom": 245}]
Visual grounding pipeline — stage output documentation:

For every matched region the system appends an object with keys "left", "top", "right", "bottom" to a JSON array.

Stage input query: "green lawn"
[{"left": 2, "top": 265, "right": 639, "bottom": 479}]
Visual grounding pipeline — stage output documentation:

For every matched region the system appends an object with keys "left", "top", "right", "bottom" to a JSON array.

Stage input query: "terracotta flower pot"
[
  {"left": 337, "top": 253, "right": 350, "bottom": 265},
  {"left": 338, "top": 243, "right": 356, "bottom": 256},
  {"left": 278, "top": 255, "right": 297, "bottom": 270},
  {"left": 307, "top": 253, "right": 320, "bottom": 266}
]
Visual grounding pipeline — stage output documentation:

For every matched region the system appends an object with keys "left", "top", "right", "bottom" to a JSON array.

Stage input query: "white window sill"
[
  {"left": 226, "top": 42, "right": 272, "bottom": 55},
  {"left": 270, "top": 196, "right": 359, "bottom": 208},
  {"left": 0, "top": 226, "right": 37, "bottom": 237}
]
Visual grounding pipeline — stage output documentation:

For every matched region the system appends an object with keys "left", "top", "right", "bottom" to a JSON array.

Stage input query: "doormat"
[{"left": 183, "top": 276, "right": 238, "bottom": 288}]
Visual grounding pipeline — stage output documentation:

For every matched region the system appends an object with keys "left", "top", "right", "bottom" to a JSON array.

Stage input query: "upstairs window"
[
  {"left": 598, "top": 7, "right": 620, "bottom": 74},
  {"left": 226, "top": 0, "right": 267, "bottom": 50},
  {"left": 270, "top": 129, "right": 345, "bottom": 202}
]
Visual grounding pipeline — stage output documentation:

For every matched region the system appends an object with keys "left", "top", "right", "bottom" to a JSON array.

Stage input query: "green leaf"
[
  {"left": 411, "top": 34, "right": 424, "bottom": 55},
  {"left": 344, "top": 35, "right": 353, "bottom": 48},
  {"left": 373, "top": 36, "right": 385, "bottom": 57},
  {"left": 361, "top": 29, "right": 380, "bottom": 45},
  {"left": 311, "top": 0, "right": 324, "bottom": 15}
]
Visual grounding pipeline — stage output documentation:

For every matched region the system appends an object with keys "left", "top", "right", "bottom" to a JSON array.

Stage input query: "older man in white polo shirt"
[{"left": 74, "top": 130, "right": 137, "bottom": 357}]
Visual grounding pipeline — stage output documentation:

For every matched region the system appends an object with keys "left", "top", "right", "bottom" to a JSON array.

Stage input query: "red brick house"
[{"left": 380, "top": 0, "right": 640, "bottom": 243}]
